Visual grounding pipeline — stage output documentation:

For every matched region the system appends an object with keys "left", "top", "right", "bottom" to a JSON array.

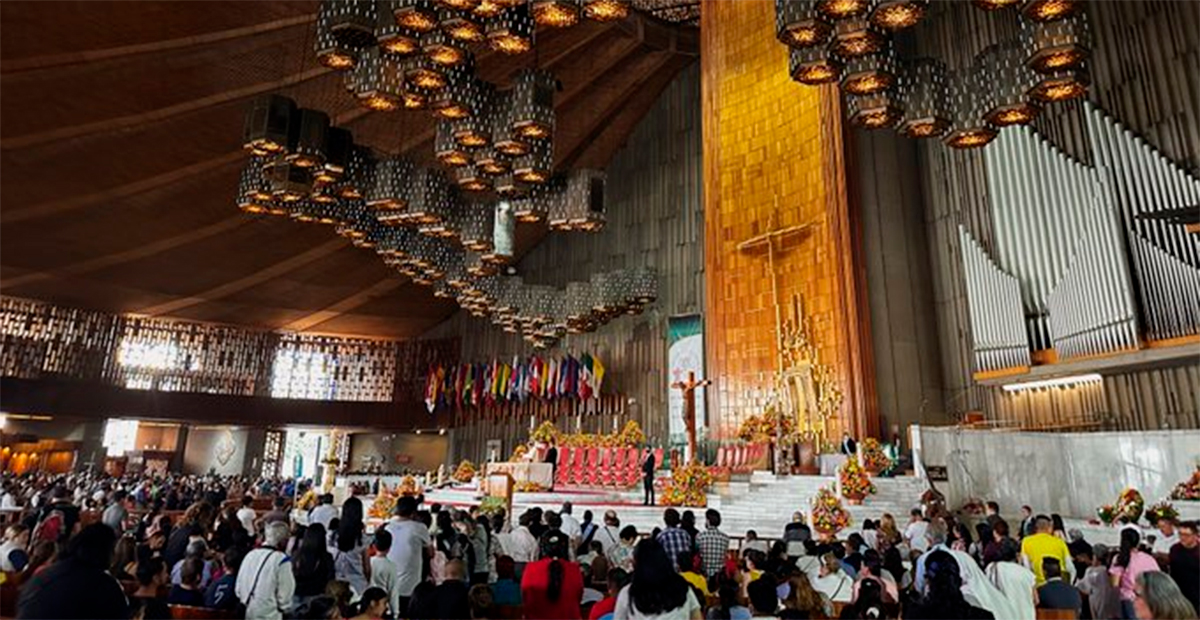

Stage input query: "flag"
[
  {"left": 592, "top": 355, "right": 605, "bottom": 396},
  {"left": 424, "top": 365, "right": 439, "bottom": 413},
  {"left": 579, "top": 353, "right": 594, "bottom": 400},
  {"left": 546, "top": 358, "right": 558, "bottom": 399}
]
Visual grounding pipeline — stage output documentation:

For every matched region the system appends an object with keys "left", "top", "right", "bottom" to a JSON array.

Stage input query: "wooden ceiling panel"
[{"left": 0, "top": 1, "right": 696, "bottom": 339}]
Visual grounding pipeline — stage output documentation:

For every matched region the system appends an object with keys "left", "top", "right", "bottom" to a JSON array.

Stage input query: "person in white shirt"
[
  {"left": 904, "top": 509, "right": 931, "bottom": 553},
  {"left": 0, "top": 484, "right": 20, "bottom": 511},
  {"left": 236, "top": 521, "right": 295, "bottom": 620},
  {"left": 369, "top": 528, "right": 402, "bottom": 617},
  {"left": 1151, "top": 519, "right": 1179, "bottom": 558},
  {"left": 237, "top": 496, "right": 258, "bottom": 536},
  {"left": 596, "top": 510, "right": 623, "bottom": 557},
  {"left": 308, "top": 494, "right": 338, "bottom": 531},
  {"left": 383, "top": 496, "right": 431, "bottom": 612},
  {"left": 560, "top": 502, "right": 582, "bottom": 543},
  {"left": 506, "top": 511, "right": 540, "bottom": 572},
  {"left": 813, "top": 554, "right": 854, "bottom": 604}
]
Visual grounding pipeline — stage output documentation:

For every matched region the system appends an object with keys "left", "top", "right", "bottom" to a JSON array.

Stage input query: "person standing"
[
  {"left": 308, "top": 494, "right": 338, "bottom": 532},
  {"left": 101, "top": 490, "right": 129, "bottom": 534},
  {"left": 17, "top": 524, "right": 129, "bottom": 620},
  {"left": 237, "top": 495, "right": 258, "bottom": 536},
  {"left": 383, "top": 495, "right": 431, "bottom": 613},
  {"left": 1036, "top": 558, "right": 1082, "bottom": 618},
  {"left": 612, "top": 539, "right": 702, "bottom": 620},
  {"left": 1168, "top": 520, "right": 1199, "bottom": 613},
  {"left": 656, "top": 509, "right": 692, "bottom": 571},
  {"left": 642, "top": 448, "right": 656, "bottom": 506},
  {"left": 696, "top": 509, "right": 731, "bottom": 579},
  {"left": 1109, "top": 527, "right": 1160, "bottom": 620},
  {"left": 545, "top": 439, "right": 559, "bottom": 491},
  {"left": 840, "top": 433, "right": 857, "bottom": 456},
  {"left": 237, "top": 521, "right": 296, "bottom": 620},
  {"left": 1021, "top": 515, "right": 1074, "bottom": 586},
  {"left": 521, "top": 531, "right": 583, "bottom": 620}
]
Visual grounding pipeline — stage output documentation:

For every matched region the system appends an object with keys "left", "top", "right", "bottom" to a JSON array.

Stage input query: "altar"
[
  {"left": 485, "top": 461, "right": 554, "bottom": 488},
  {"left": 819, "top": 453, "right": 848, "bottom": 476}
]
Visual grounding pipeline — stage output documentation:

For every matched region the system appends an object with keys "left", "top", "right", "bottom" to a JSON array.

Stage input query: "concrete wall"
[
  {"left": 917, "top": 426, "right": 1200, "bottom": 519},
  {"left": 182, "top": 427, "right": 249, "bottom": 476},
  {"left": 348, "top": 432, "right": 450, "bottom": 473}
]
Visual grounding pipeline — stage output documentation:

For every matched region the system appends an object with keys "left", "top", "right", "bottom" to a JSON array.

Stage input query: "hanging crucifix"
[{"left": 670, "top": 371, "right": 711, "bottom": 464}]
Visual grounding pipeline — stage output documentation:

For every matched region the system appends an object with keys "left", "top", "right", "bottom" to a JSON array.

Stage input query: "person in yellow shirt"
[
  {"left": 1021, "top": 515, "right": 1075, "bottom": 585},
  {"left": 677, "top": 549, "right": 711, "bottom": 598}
]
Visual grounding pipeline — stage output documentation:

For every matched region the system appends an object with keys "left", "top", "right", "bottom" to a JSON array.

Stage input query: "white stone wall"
[{"left": 916, "top": 427, "right": 1200, "bottom": 519}]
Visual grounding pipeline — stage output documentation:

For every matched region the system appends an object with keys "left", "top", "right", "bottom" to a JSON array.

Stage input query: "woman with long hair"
[
  {"left": 613, "top": 538, "right": 702, "bottom": 620},
  {"left": 1134, "top": 571, "right": 1199, "bottom": 620},
  {"left": 334, "top": 496, "right": 371, "bottom": 596},
  {"left": 705, "top": 579, "right": 750, "bottom": 620},
  {"left": 843, "top": 578, "right": 886, "bottom": 619},
  {"left": 904, "top": 550, "right": 994, "bottom": 619},
  {"left": 520, "top": 530, "right": 583, "bottom": 620},
  {"left": 783, "top": 572, "right": 832, "bottom": 618},
  {"left": 1110, "top": 528, "right": 1161, "bottom": 619},
  {"left": 877, "top": 514, "right": 901, "bottom": 551},
  {"left": 1051, "top": 514, "right": 1067, "bottom": 540},
  {"left": 293, "top": 523, "right": 335, "bottom": 606}
]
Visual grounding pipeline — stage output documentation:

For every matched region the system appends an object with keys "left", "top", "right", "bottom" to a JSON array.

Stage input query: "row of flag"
[{"left": 424, "top": 353, "right": 606, "bottom": 413}]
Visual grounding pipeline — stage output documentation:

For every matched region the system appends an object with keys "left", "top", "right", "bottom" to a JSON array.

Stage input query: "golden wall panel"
[{"left": 701, "top": 0, "right": 876, "bottom": 441}]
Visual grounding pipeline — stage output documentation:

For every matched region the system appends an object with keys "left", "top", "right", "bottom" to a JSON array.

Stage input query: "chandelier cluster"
[
  {"left": 775, "top": 0, "right": 1089, "bottom": 149},
  {"left": 238, "top": 94, "right": 640, "bottom": 346}
]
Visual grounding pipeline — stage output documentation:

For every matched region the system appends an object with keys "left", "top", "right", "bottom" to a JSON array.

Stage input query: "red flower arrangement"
[
  {"left": 860, "top": 438, "right": 892, "bottom": 474},
  {"left": 1169, "top": 466, "right": 1199, "bottom": 501},
  {"left": 838, "top": 458, "right": 876, "bottom": 504},
  {"left": 1116, "top": 488, "right": 1145, "bottom": 524},
  {"left": 1144, "top": 501, "right": 1179, "bottom": 526},
  {"left": 661, "top": 462, "right": 714, "bottom": 507},
  {"left": 810, "top": 486, "right": 851, "bottom": 537},
  {"left": 453, "top": 459, "right": 477, "bottom": 483}
]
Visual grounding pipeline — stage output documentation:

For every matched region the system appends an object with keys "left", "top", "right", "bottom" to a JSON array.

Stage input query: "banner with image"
[{"left": 667, "top": 314, "right": 706, "bottom": 444}]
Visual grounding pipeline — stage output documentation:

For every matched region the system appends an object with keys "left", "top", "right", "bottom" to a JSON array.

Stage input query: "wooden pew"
[
  {"left": 1035, "top": 609, "right": 1078, "bottom": 620},
  {"left": 169, "top": 605, "right": 235, "bottom": 619}
]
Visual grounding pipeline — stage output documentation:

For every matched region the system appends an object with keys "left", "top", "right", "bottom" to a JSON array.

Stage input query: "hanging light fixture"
[
  {"left": 512, "top": 139, "right": 553, "bottom": 184},
  {"left": 486, "top": 3, "right": 534, "bottom": 53},
  {"left": 545, "top": 176, "right": 571, "bottom": 230},
  {"left": 352, "top": 47, "right": 406, "bottom": 111},
  {"left": 561, "top": 169, "right": 606, "bottom": 231},
  {"left": 435, "top": 122, "right": 473, "bottom": 167},
  {"left": 315, "top": 4, "right": 361, "bottom": 70},
  {"left": 421, "top": 29, "right": 469, "bottom": 66},
  {"left": 511, "top": 185, "right": 548, "bottom": 221},
  {"left": 402, "top": 54, "right": 449, "bottom": 90},
  {"left": 510, "top": 69, "right": 556, "bottom": 140},
  {"left": 450, "top": 112, "right": 491, "bottom": 148},
  {"left": 473, "top": 0, "right": 519, "bottom": 18},
  {"left": 583, "top": 0, "right": 630, "bottom": 22},
  {"left": 460, "top": 205, "right": 495, "bottom": 251},
  {"left": 840, "top": 46, "right": 897, "bottom": 95},
  {"left": 1023, "top": 13, "right": 1090, "bottom": 73},
  {"left": 789, "top": 46, "right": 842, "bottom": 85},
  {"left": 339, "top": 146, "right": 376, "bottom": 199},
  {"left": 830, "top": 16, "right": 887, "bottom": 58},
  {"left": 943, "top": 67, "right": 997, "bottom": 149},
  {"left": 971, "top": 0, "right": 1021, "bottom": 10},
  {"left": 326, "top": 0, "right": 378, "bottom": 48},
  {"left": 437, "top": 0, "right": 480, "bottom": 10},
  {"left": 402, "top": 83, "right": 431, "bottom": 110},
  {"left": 815, "top": 0, "right": 870, "bottom": 20},
  {"left": 846, "top": 90, "right": 904, "bottom": 129},
  {"left": 494, "top": 172, "right": 529, "bottom": 198},
  {"left": 417, "top": 198, "right": 459, "bottom": 238},
  {"left": 979, "top": 41, "right": 1040, "bottom": 127},
  {"left": 532, "top": 0, "right": 581, "bottom": 28},
  {"left": 775, "top": 0, "right": 831, "bottom": 49},
  {"left": 264, "top": 158, "right": 313, "bottom": 203},
  {"left": 284, "top": 109, "right": 330, "bottom": 168},
  {"left": 365, "top": 156, "right": 415, "bottom": 220},
  {"left": 376, "top": 0, "right": 421, "bottom": 56},
  {"left": 236, "top": 157, "right": 274, "bottom": 214},
  {"left": 629, "top": 266, "right": 657, "bottom": 305},
  {"left": 313, "top": 127, "right": 353, "bottom": 184},
  {"left": 438, "top": 7, "right": 485, "bottom": 42},
  {"left": 454, "top": 165, "right": 492, "bottom": 193},
  {"left": 431, "top": 68, "right": 488, "bottom": 119},
  {"left": 289, "top": 199, "right": 321, "bottom": 223},
  {"left": 475, "top": 145, "right": 510, "bottom": 176},
  {"left": 896, "top": 57, "right": 951, "bottom": 138},
  {"left": 404, "top": 168, "right": 453, "bottom": 224},
  {"left": 870, "top": 0, "right": 926, "bottom": 30},
  {"left": 491, "top": 92, "right": 531, "bottom": 156},
  {"left": 243, "top": 94, "right": 296, "bottom": 156},
  {"left": 1021, "top": 0, "right": 1081, "bottom": 22},
  {"left": 1028, "top": 66, "right": 1089, "bottom": 102},
  {"left": 393, "top": 0, "right": 439, "bottom": 32}
]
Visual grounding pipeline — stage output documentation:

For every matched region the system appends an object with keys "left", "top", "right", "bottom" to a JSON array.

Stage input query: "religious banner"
[{"left": 668, "top": 314, "right": 706, "bottom": 445}]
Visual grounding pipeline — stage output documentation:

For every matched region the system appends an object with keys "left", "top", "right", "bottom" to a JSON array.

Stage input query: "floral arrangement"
[
  {"left": 1144, "top": 501, "right": 1179, "bottom": 526},
  {"left": 369, "top": 490, "right": 397, "bottom": 519},
  {"left": 838, "top": 457, "right": 876, "bottom": 500},
  {"left": 810, "top": 486, "right": 851, "bottom": 535},
  {"left": 515, "top": 480, "right": 548, "bottom": 493},
  {"left": 477, "top": 496, "right": 508, "bottom": 517},
  {"left": 398, "top": 475, "right": 422, "bottom": 497},
  {"left": 296, "top": 489, "right": 318, "bottom": 511},
  {"left": 661, "top": 461, "right": 714, "bottom": 507},
  {"left": 959, "top": 497, "right": 987, "bottom": 516},
  {"left": 453, "top": 459, "right": 477, "bottom": 483},
  {"left": 1115, "top": 488, "right": 1145, "bottom": 524},
  {"left": 737, "top": 413, "right": 794, "bottom": 443},
  {"left": 1096, "top": 504, "right": 1117, "bottom": 526},
  {"left": 1169, "top": 466, "right": 1200, "bottom": 501},
  {"left": 860, "top": 438, "right": 892, "bottom": 473},
  {"left": 509, "top": 444, "right": 528, "bottom": 462},
  {"left": 527, "top": 420, "right": 647, "bottom": 449}
]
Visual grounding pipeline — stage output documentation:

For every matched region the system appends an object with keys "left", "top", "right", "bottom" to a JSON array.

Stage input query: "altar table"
[
  {"left": 485, "top": 462, "right": 554, "bottom": 488},
  {"left": 819, "top": 454, "right": 848, "bottom": 476}
]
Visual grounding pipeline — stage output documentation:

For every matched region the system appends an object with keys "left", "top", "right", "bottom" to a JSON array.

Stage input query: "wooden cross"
[{"left": 671, "top": 371, "right": 711, "bottom": 464}]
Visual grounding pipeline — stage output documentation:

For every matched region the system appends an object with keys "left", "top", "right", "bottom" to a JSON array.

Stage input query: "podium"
[{"left": 487, "top": 472, "right": 515, "bottom": 520}]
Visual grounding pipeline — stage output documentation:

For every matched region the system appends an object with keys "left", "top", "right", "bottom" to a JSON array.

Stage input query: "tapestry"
[{"left": 668, "top": 314, "right": 706, "bottom": 443}]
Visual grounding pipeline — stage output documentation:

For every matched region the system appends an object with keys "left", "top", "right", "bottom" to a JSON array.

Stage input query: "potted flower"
[
  {"left": 1144, "top": 501, "right": 1179, "bottom": 527},
  {"left": 860, "top": 438, "right": 891, "bottom": 475},
  {"left": 810, "top": 486, "right": 851, "bottom": 539},
  {"left": 1115, "top": 488, "right": 1145, "bottom": 524},
  {"left": 838, "top": 458, "right": 876, "bottom": 505},
  {"left": 1169, "top": 466, "right": 1199, "bottom": 501},
  {"left": 661, "top": 462, "right": 714, "bottom": 507}
]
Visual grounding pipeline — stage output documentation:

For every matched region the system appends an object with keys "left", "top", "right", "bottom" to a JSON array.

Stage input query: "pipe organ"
[{"left": 961, "top": 102, "right": 1200, "bottom": 373}]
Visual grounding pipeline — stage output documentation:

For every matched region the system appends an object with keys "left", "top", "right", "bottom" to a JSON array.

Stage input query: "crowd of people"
[{"left": 0, "top": 471, "right": 1197, "bottom": 620}]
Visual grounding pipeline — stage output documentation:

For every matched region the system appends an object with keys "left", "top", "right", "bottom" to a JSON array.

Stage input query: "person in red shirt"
[
  {"left": 589, "top": 568, "right": 630, "bottom": 620},
  {"left": 522, "top": 530, "right": 584, "bottom": 620}
]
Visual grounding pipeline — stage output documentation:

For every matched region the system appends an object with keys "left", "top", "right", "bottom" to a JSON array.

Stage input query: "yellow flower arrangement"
[
  {"left": 515, "top": 480, "right": 548, "bottom": 492},
  {"left": 810, "top": 486, "right": 851, "bottom": 535},
  {"left": 453, "top": 459, "right": 477, "bottom": 483},
  {"left": 296, "top": 489, "right": 318, "bottom": 511},
  {"left": 661, "top": 461, "right": 714, "bottom": 507},
  {"left": 737, "top": 413, "right": 793, "bottom": 443},
  {"left": 860, "top": 438, "right": 892, "bottom": 474},
  {"left": 839, "top": 457, "right": 876, "bottom": 500},
  {"left": 1115, "top": 488, "right": 1144, "bottom": 524},
  {"left": 369, "top": 490, "right": 397, "bottom": 519},
  {"left": 531, "top": 421, "right": 560, "bottom": 444},
  {"left": 398, "top": 475, "right": 422, "bottom": 497},
  {"left": 528, "top": 421, "right": 647, "bottom": 449},
  {"left": 509, "top": 444, "right": 528, "bottom": 462}
]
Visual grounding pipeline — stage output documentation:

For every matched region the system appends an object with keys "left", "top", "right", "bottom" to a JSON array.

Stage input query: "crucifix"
[
  {"left": 671, "top": 371, "right": 711, "bottom": 464},
  {"left": 737, "top": 206, "right": 817, "bottom": 474}
]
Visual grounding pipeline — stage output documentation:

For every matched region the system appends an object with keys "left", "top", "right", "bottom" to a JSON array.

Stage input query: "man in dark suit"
[
  {"left": 840, "top": 433, "right": 857, "bottom": 456},
  {"left": 1036, "top": 558, "right": 1082, "bottom": 618},
  {"left": 544, "top": 439, "right": 559, "bottom": 491},
  {"left": 642, "top": 448, "right": 656, "bottom": 506}
]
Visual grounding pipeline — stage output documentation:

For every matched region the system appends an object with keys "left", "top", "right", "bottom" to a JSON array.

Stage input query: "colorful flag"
[
  {"left": 592, "top": 355, "right": 605, "bottom": 396},
  {"left": 579, "top": 353, "right": 594, "bottom": 400},
  {"left": 424, "top": 365, "right": 439, "bottom": 413}
]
